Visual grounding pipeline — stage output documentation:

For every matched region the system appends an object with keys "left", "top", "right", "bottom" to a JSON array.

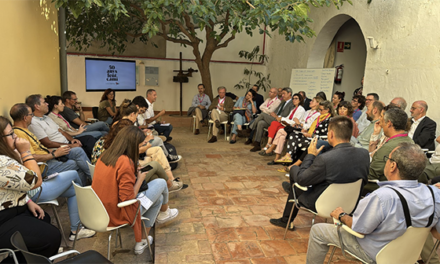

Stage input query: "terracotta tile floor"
[{"left": 47, "top": 115, "right": 359, "bottom": 263}]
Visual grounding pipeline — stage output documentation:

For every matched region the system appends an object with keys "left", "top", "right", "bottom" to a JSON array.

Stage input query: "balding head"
[
  {"left": 390, "top": 97, "right": 407, "bottom": 111},
  {"left": 410, "top": 100, "right": 428, "bottom": 120}
]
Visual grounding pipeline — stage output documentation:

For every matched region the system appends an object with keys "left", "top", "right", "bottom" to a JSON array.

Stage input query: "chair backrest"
[
  {"left": 92, "top": 107, "right": 99, "bottom": 119},
  {"left": 10, "top": 231, "right": 51, "bottom": 264},
  {"left": 376, "top": 226, "right": 431, "bottom": 264},
  {"left": 87, "top": 161, "right": 95, "bottom": 180},
  {"left": 315, "top": 179, "right": 363, "bottom": 218},
  {"left": 72, "top": 182, "right": 110, "bottom": 232}
]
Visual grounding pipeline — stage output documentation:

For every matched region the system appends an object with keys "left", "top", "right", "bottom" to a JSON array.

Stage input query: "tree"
[
  {"left": 55, "top": 0, "right": 351, "bottom": 99},
  {"left": 234, "top": 45, "right": 271, "bottom": 93}
]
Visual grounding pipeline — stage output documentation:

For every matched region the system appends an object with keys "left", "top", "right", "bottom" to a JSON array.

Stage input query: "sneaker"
[
  {"left": 169, "top": 178, "right": 183, "bottom": 193},
  {"left": 134, "top": 236, "right": 154, "bottom": 255},
  {"left": 167, "top": 154, "right": 182, "bottom": 163},
  {"left": 156, "top": 207, "right": 179, "bottom": 224},
  {"left": 69, "top": 228, "right": 96, "bottom": 241}
]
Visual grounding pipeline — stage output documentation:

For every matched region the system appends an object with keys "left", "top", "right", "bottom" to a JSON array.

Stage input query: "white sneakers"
[
  {"left": 156, "top": 207, "right": 179, "bottom": 224},
  {"left": 69, "top": 228, "right": 96, "bottom": 241},
  {"left": 134, "top": 236, "right": 154, "bottom": 255}
]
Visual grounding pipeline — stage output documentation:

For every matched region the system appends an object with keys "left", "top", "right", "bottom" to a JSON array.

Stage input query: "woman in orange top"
[{"left": 92, "top": 126, "right": 178, "bottom": 255}]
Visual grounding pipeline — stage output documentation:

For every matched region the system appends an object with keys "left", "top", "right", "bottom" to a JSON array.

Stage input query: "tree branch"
[
  {"left": 218, "top": 10, "right": 230, "bottom": 41},
  {"left": 157, "top": 21, "right": 192, "bottom": 46},
  {"left": 215, "top": 33, "right": 236, "bottom": 49},
  {"left": 129, "top": 3, "right": 148, "bottom": 20}
]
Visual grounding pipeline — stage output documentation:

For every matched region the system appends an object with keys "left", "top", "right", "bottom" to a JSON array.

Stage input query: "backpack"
[{"left": 164, "top": 142, "right": 178, "bottom": 170}]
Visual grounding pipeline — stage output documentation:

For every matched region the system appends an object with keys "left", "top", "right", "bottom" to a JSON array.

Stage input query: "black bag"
[{"left": 164, "top": 142, "right": 178, "bottom": 171}]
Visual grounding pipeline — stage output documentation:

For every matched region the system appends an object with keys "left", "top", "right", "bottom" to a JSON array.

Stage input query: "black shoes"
[
  {"left": 282, "top": 181, "right": 291, "bottom": 194},
  {"left": 269, "top": 218, "right": 295, "bottom": 230},
  {"left": 244, "top": 139, "right": 252, "bottom": 145},
  {"left": 208, "top": 136, "right": 217, "bottom": 143}
]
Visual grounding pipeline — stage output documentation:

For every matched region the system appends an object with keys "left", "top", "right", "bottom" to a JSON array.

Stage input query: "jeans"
[
  {"left": 104, "top": 117, "right": 113, "bottom": 125},
  {"left": 231, "top": 113, "right": 246, "bottom": 135},
  {"left": 306, "top": 223, "right": 375, "bottom": 264},
  {"left": 31, "top": 170, "right": 82, "bottom": 231},
  {"left": 85, "top": 121, "right": 109, "bottom": 133},
  {"left": 150, "top": 136, "right": 168, "bottom": 156},
  {"left": 153, "top": 123, "right": 173, "bottom": 140},
  {"left": 139, "top": 179, "right": 169, "bottom": 228},
  {"left": 75, "top": 131, "right": 104, "bottom": 140},
  {"left": 46, "top": 147, "right": 91, "bottom": 185}
]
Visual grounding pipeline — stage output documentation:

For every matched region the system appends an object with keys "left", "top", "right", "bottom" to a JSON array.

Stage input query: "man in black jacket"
[
  {"left": 270, "top": 116, "right": 370, "bottom": 230},
  {"left": 409, "top": 100, "right": 436, "bottom": 151},
  {"left": 299, "top": 91, "right": 311, "bottom": 111},
  {"left": 251, "top": 84, "right": 265, "bottom": 114}
]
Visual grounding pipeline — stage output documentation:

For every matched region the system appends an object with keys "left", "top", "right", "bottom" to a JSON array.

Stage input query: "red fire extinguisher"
[{"left": 335, "top": 64, "right": 343, "bottom": 84}]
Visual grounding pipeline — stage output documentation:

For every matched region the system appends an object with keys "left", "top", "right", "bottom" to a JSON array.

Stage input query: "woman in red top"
[{"left": 92, "top": 126, "right": 178, "bottom": 255}]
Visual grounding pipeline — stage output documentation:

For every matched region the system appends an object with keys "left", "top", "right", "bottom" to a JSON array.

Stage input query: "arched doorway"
[{"left": 308, "top": 15, "right": 367, "bottom": 98}]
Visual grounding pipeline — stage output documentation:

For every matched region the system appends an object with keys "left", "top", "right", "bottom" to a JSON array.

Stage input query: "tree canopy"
[{"left": 55, "top": 0, "right": 351, "bottom": 98}]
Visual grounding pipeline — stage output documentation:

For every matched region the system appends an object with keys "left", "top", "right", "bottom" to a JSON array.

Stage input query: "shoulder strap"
[
  {"left": 388, "top": 187, "right": 412, "bottom": 228},
  {"left": 426, "top": 186, "right": 436, "bottom": 227},
  {"left": 13, "top": 127, "right": 50, "bottom": 153}
]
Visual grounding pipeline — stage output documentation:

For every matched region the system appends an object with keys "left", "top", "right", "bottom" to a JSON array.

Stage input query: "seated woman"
[
  {"left": 261, "top": 96, "right": 322, "bottom": 156},
  {"left": 338, "top": 101, "right": 359, "bottom": 138},
  {"left": 270, "top": 100, "right": 334, "bottom": 165},
  {"left": 92, "top": 126, "right": 178, "bottom": 255},
  {"left": 260, "top": 93, "right": 305, "bottom": 153},
  {"left": 332, "top": 91, "right": 344, "bottom": 112},
  {"left": 98, "top": 88, "right": 117, "bottom": 125},
  {"left": 0, "top": 116, "right": 61, "bottom": 263},
  {"left": 92, "top": 119, "right": 184, "bottom": 192},
  {"left": 229, "top": 89, "right": 257, "bottom": 144}
]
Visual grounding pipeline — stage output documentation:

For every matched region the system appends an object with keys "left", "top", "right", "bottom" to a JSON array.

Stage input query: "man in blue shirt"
[{"left": 306, "top": 142, "right": 440, "bottom": 264}]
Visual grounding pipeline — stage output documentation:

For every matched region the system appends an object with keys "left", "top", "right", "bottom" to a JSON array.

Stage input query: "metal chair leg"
[
  {"left": 118, "top": 229, "right": 123, "bottom": 248},
  {"left": 142, "top": 221, "right": 154, "bottom": 261},
  {"left": 52, "top": 205, "right": 69, "bottom": 247},
  {"left": 426, "top": 239, "right": 440, "bottom": 264},
  {"left": 72, "top": 223, "right": 81, "bottom": 250},
  {"left": 327, "top": 246, "right": 337, "bottom": 264},
  {"left": 224, "top": 123, "right": 227, "bottom": 141},
  {"left": 283, "top": 202, "right": 296, "bottom": 240},
  {"left": 107, "top": 231, "right": 113, "bottom": 260},
  {"left": 207, "top": 123, "right": 212, "bottom": 140}
]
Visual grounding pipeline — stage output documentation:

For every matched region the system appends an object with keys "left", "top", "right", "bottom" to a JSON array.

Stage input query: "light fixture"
[{"left": 367, "top": 37, "right": 379, "bottom": 49}]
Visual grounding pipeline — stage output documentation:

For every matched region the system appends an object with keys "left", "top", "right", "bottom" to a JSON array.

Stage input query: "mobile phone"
[{"left": 140, "top": 165, "right": 153, "bottom": 173}]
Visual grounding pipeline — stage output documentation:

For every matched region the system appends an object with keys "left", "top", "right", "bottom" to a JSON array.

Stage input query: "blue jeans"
[
  {"left": 231, "top": 113, "right": 246, "bottom": 135},
  {"left": 153, "top": 123, "right": 173, "bottom": 140},
  {"left": 75, "top": 131, "right": 104, "bottom": 140},
  {"left": 316, "top": 140, "right": 332, "bottom": 155},
  {"left": 139, "top": 179, "right": 168, "bottom": 228},
  {"left": 31, "top": 170, "right": 82, "bottom": 231},
  {"left": 47, "top": 147, "right": 91, "bottom": 185},
  {"left": 104, "top": 117, "right": 113, "bottom": 125},
  {"left": 85, "top": 121, "right": 109, "bottom": 136}
]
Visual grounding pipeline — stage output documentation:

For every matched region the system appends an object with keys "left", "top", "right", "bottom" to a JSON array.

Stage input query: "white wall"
[
  {"left": 268, "top": 0, "right": 440, "bottom": 123},
  {"left": 67, "top": 28, "right": 269, "bottom": 111},
  {"left": 332, "top": 19, "right": 366, "bottom": 98}
]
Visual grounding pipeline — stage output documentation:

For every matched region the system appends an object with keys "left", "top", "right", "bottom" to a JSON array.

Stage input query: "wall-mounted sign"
[
  {"left": 337, "top": 42, "right": 345, "bottom": 52},
  {"left": 344, "top": 42, "right": 351, "bottom": 50}
]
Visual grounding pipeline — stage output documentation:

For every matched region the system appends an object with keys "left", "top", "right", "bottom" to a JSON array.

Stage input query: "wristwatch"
[
  {"left": 338, "top": 212, "right": 347, "bottom": 222},
  {"left": 51, "top": 150, "right": 56, "bottom": 158}
]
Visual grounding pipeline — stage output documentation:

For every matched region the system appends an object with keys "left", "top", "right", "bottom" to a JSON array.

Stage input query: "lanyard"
[
  {"left": 218, "top": 97, "right": 225, "bottom": 105},
  {"left": 305, "top": 110, "right": 318, "bottom": 123},
  {"left": 386, "top": 133, "right": 408, "bottom": 143},
  {"left": 288, "top": 107, "right": 298, "bottom": 120},
  {"left": 198, "top": 94, "right": 205, "bottom": 104},
  {"left": 52, "top": 112, "right": 73, "bottom": 130},
  {"left": 266, "top": 98, "right": 277, "bottom": 108}
]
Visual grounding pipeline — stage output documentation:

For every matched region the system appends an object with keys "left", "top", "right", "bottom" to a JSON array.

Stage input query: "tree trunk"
[{"left": 198, "top": 62, "right": 213, "bottom": 100}]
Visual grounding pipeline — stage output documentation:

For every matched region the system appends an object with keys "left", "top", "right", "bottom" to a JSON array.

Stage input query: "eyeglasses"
[
  {"left": 27, "top": 113, "right": 34, "bottom": 117},
  {"left": 318, "top": 108, "right": 325, "bottom": 112},
  {"left": 293, "top": 97, "right": 299, "bottom": 100},
  {"left": 2, "top": 131, "right": 14, "bottom": 138},
  {"left": 383, "top": 156, "right": 399, "bottom": 168}
]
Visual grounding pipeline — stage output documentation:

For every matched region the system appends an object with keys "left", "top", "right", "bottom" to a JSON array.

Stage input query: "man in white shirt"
[
  {"left": 259, "top": 87, "right": 281, "bottom": 115},
  {"left": 142, "top": 89, "right": 173, "bottom": 142},
  {"left": 409, "top": 100, "right": 436, "bottom": 151}
]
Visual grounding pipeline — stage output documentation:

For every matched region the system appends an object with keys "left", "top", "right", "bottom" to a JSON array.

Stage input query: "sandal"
[
  {"left": 275, "top": 157, "right": 293, "bottom": 163},
  {"left": 277, "top": 167, "right": 289, "bottom": 173}
]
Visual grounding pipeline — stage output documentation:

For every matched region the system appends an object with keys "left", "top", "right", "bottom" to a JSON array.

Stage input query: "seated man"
[
  {"left": 207, "top": 86, "right": 234, "bottom": 143},
  {"left": 269, "top": 116, "right": 369, "bottom": 230},
  {"left": 143, "top": 89, "right": 173, "bottom": 142},
  {"left": 258, "top": 87, "right": 281, "bottom": 115},
  {"left": 356, "top": 92, "right": 379, "bottom": 133},
  {"left": 60, "top": 91, "right": 109, "bottom": 138},
  {"left": 363, "top": 108, "right": 415, "bottom": 195},
  {"left": 355, "top": 100, "right": 384, "bottom": 149},
  {"left": 188, "top": 83, "right": 211, "bottom": 135},
  {"left": 351, "top": 95, "right": 366, "bottom": 121},
  {"left": 299, "top": 91, "right": 311, "bottom": 111},
  {"left": 11, "top": 103, "right": 92, "bottom": 185},
  {"left": 247, "top": 87, "right": 294, "bottom": 152},
  {"left": 26, "top": 94, "right": 96, "bottom": 159},
  {"left": 251, "top": 84, "right": 265, "bottom": 114},
  {"left": 409, "top": 100, "right": 436, "bottom": 151},
  {"left": 306, "top": 143, "right": 440, "bottom": 264}
]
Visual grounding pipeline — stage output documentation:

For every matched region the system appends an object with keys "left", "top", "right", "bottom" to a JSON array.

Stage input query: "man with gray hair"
[
  {"left": 306, "top": 142, "right": 440, "bottom": 264},
  {"left": 409, "top": 100, "right": 436, "bottom": 151},
  {"left": 207, "top": 86, "right": 234, "bottom": 143},
  {"left": 390, "top": 96, "right": 407, "bottom": 111},
  {"left": 363, "top": 108, "right": 414, "bottom": 195},
  {"left": 247, "top": 87, "right": 294, "bottom": 152}
]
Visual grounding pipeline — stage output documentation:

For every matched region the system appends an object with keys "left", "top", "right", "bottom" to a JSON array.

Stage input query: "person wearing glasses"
[
  {"left": 259, "top": 87, "right": 281, "bottom": 115},
  {"left": 363, "top": 108, "right": 414, "bottom": 196},
  {"left": 60, "top": 91, "right": 109, "bottom": 137}
]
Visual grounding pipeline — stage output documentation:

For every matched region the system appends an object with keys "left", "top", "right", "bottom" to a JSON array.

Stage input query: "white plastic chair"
[
  {"left": 328, "top": 218, "right": 431, "bottom": 264},
  {"left": 72, "top": 182, "right": 152, "bottom": 260},
  {"left": 207, "top": 119, "right": 229, "bottom": 140},
  {"left": 284, "top": 179, "right": 363, "bottom": 239},
  {"left": 87, "top": 161, "right": 95, "bottom": 180}
]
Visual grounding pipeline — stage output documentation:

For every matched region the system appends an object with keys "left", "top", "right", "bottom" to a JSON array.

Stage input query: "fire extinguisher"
[{"left": 335, "top": 64, "right": 343, "bottom": 84}]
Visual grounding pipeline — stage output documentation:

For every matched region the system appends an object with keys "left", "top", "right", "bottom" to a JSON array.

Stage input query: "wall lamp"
[{"left": 367, "top": 37, "right": 379, "bottom": 49}]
